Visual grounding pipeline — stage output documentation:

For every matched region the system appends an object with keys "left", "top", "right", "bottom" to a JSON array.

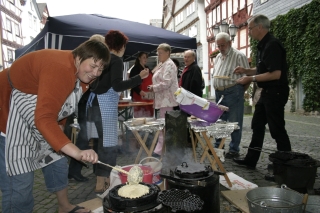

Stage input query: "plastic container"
[
  {"left": 139, "top": 157, "right": 163, "bottom": 184},
  {"left": 175, "top": 87, "right": 224, "bottom": 123},
  {"left": 118, "top": 165, "right": 153, "bottom": 184},
  {"left": 179, "top": 102, "right": 224, "bottom": 123}
]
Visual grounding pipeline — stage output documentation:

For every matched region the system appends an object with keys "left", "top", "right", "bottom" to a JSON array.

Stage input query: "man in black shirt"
[{"left": 232, "top": 14, "right": 291, "bottom": 169}]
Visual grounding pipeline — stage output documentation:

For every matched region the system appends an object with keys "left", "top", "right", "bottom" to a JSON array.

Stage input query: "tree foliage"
[{"left": 250, "top": 0, "right": 320, "bottom": 111}]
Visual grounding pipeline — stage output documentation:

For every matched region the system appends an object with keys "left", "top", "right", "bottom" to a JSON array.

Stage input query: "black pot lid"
[{"left": 175, "top": 162, "right": 211, "bottom": 179}]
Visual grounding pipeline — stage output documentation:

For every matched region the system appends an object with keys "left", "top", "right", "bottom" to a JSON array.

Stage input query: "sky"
[{"left": 37, "top": 0, "right": 163, "bottom": 24}]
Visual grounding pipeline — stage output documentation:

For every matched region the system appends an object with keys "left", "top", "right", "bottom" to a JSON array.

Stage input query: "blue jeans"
[
  {"left": 0, "top": 134, "right": 68, "bottom": 213},
  {"left": 214, "top": 84, "right": 244, "bottom": 153}
]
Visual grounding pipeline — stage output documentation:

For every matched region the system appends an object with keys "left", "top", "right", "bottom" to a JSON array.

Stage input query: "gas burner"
[{"left": 160, "top": 161, "right": 222, "bottom": 212}]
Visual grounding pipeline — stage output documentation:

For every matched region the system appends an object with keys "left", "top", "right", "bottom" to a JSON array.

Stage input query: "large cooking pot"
[
  {"left": 160, "top": 162, "right": 222, "bottom": 213},
  {"left": 269, "top": 151, "right": 320, "bottom": 193},
  {"left": 246, "top": 185, "right": 304, "bottom": 213}
]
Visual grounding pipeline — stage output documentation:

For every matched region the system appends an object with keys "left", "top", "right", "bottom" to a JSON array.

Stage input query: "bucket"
[
  {"left": 118, "top": 164, "right": 153, "bottom": 184},
  {"left": 139, "top": 157, "right": 163, "bottom": 184},
  {"left": 246, "top": 185, "right": 304, "bottom": 213}
]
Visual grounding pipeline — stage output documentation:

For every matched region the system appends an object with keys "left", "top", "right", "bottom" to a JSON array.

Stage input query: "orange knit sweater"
[{"left": 0, "top": 49, "right": 78, "bottom": 151}]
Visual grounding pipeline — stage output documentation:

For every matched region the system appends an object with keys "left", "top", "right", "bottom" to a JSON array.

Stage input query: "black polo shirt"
[{"left": 256, "top": 32, "right": 289, "bottom": 89}]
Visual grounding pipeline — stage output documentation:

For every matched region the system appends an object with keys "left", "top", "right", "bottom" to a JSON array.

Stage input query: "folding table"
[
  {"left": 124, "top": 118, "right": 165, "bottom": 164},
  {"left": 118, "top": 101, "right": 154, "bottom": 151},
  {"left": 188, "top": 119, "right": 238, "bottom": 187}
]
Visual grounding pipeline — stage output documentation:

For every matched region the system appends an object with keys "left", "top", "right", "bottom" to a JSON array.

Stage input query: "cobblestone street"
[{"left": 0, "top": 112, "right": 319, "bottom": 212}]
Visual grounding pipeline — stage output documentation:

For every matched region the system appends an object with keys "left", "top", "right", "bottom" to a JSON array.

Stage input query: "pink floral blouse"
[{"left": 152, "top": 58, "right": 179, "bottom": 109}]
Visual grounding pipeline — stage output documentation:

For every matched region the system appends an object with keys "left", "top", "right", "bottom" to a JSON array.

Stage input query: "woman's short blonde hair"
[
  {"left": 89, "top": 34, "right": 105, "bottom": 44},
  {"left": 157, "top": 43, "right": 171, "bottom": 54}
]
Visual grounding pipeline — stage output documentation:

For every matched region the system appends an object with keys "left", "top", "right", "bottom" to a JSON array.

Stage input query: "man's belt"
[{"left": 214, "top": 83, "right": 237, "bottom": 91}]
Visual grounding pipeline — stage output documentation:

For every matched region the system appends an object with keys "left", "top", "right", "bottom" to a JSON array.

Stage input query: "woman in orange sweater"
[{"left": 0, "top": 40, "right": 110, "bottom": 213}]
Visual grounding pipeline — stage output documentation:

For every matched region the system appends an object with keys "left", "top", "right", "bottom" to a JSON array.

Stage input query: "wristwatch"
[{"left": 252, "top": 75, "right": 256, "bottom": 82}]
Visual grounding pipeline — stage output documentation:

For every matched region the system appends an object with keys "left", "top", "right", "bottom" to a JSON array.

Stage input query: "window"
[
  {"left": 234, "top": 0, "right": 238, "bottom": 14},
  {"left": 227, "top": 0, "right": 232, "bottom": 17},
  {"left": 216, "top": 5, "right": 221, "bottom": 22},
  {"left": 240, "top": 0, "right": 246, "bottom": 10},
  {"left": 29, "top": 13, "right": 32, "bottom": 28},
  {"left": 208, "top": 12, "right": 212, "bottom": 28},
  {"left": 164, "top": 6, "right": 168, "bottom": 18},
  {"left": 168, "top": 22, "right": 174, "bottom": 31},
  {"left": 6, "top": 19, "right": 12, "bottom": 32},
  {"left": 33, "top": 16, "right": 37, "bottom": 30},
  {"left": 14, "top": 23, "right": 20, "bottom": 37},
  {"left": 212, "top": 8, "right": 216, "bottom": 24},
  {"left": 261, "top": 0, "right": 268, "bottom": 4},
  {"left": 175, "top": 12, "right": 183, "bottom": 26},
  {"left": 186, "top": 1, "right": 195, "bottom": 17},
  {"left": 239, "top": 28, "right": 247, "bottom": 47},
  {"left": 7, "top": 49, "right": 14, "bottom": 62},
  {"left": 30, "top": 1, "right": 34, "bottom": 11},
  {"left": 189, "top": 25, "right": 197, "bottom": 37},
  {"left": 222, "top": 2, "right": 226, "bottom": 20}
]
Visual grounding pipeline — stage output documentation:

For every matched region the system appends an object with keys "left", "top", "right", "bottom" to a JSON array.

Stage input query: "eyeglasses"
[
  {"left": 217, "top": 43, "right": 228, "bottom": 48},
  {"left": 248, "top": 25, "right": 259, "bottom": 31}
]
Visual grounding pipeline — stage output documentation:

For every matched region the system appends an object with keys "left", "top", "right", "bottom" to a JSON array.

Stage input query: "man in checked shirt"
[{"left": 212, "top": 32, "right": 250, "bottom": 159}]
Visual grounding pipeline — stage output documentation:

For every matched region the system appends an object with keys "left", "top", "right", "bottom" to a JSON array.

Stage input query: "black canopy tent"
[{"left": 15, "top": 14, "right": 197, "bottom": 61}]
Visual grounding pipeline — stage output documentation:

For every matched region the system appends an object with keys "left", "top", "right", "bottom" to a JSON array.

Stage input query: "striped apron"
[{"left": 5, "top": 77, "right": 82, "bottom": 176}]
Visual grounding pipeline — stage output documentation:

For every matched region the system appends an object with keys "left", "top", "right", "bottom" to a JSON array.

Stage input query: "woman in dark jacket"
[
  {"left": 129, "top": 52, "right": 154, "bottom": 117},
  {"left": 86, "top": 30, "right": 149, "bottom": 193}
]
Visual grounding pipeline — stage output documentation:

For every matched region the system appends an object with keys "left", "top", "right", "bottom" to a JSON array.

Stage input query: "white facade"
[
  {"left": 20, "top": 0, "right": 41, "bottom": 45},
  {"left": 0, "top": 0, "right": 41, "bottom": 69},
  {"left": 0, "top": 0, "right": 24, "bottom": 69},
  {"left": 163, "top": 0, "right": 208, "bottom": 96},
  {"left": 150, "top": 19, "right": 162, "bottom": 28}
]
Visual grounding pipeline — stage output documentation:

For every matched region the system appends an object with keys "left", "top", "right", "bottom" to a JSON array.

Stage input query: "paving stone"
[{"left": 0, "top": 113, "right": 319, "bottom": 212}]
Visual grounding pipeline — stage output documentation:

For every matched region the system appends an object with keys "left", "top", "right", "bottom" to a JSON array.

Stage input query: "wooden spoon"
[
  {"left": 97, "top": 161, "right": 129, "bottom": 175},
  {"left": 97, "top": 161, "right": 143, "bottom": 184}
]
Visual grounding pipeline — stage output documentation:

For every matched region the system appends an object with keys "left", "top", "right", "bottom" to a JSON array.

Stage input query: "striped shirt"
[{"left": 212, "top": 47, "right": 250, "bottom": 88}]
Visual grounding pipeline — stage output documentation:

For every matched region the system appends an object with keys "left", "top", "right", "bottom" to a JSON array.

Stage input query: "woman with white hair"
[{"left": 147, "top": 43, "right": 179, "bottom": 156}]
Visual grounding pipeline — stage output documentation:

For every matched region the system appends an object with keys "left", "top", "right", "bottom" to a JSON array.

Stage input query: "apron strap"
[{"left": 6, "top": 68, "right": 14, "bottom": 89}]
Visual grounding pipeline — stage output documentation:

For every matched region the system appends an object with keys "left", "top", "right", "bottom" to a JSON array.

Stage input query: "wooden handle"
[
  {"left": 97, "top": 161, "right": 129, "bottom": 175},
  {"left": 302, "top": 193, "right": 308, "bottom": 213}
]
